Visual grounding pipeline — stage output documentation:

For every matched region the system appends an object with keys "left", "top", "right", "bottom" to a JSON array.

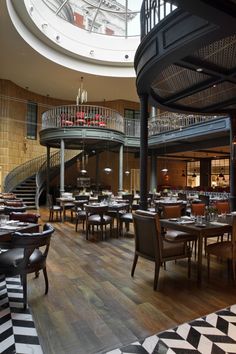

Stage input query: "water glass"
[{"left": 196, "top": 215, "right": 202, "bottom": 224}]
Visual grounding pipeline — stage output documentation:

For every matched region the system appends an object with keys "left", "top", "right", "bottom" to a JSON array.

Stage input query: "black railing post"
[{"left": 139, "top": 93, "right": 149, "bottom": 210}]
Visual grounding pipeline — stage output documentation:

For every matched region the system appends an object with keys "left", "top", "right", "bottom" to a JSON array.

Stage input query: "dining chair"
[
  {"left": 161, "top": 205, "right": 197, "bottom": 255},
  {"left": 132, "top": 210, "right": 192, "bottom": 290},
  {"left": 214, "top": 201, "right": 230, "bottom": 214},
  {"left": 191, "top": 203, "right": 206, "bottom": 216},
  {"left": 47, "top": 194, "right": 62, "bottom": 221},
  {"left": 199, "top": 194, "right": 210, "bottom": 206},
  {"left": 9, "top": 212, "right": 40, "bottom": 223},
  {"left": 206, "top": 215, "right": 236, "bottom": 281},
  {"left": 0, "top": 223, "right": 54, "bottom": 308},
  {"left": 84, "top": 204, "right": 113, "bottom": 240},
  {"left": 119, "top": 212, "right": 133, "bottom": 236},
  {"left": 74, "top": 197, "right": 90, "bottom": 231}
]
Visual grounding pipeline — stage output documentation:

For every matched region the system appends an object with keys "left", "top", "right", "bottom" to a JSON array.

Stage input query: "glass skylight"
[{"left": 42, "top": 0, "right": 142, "bottom": 37}]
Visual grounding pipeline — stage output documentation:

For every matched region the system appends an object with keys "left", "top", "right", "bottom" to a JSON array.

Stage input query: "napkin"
[{"left": 210, "top": 221, "right": 229, "bottom": 226}]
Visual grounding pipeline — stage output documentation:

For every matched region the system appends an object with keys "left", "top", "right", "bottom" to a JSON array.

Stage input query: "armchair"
[
  {"left": 132, "top": 210, "right": 192, "bottom": 290},
  {"left": 0, "top": 223, "right": 54, "bottom": 308}
]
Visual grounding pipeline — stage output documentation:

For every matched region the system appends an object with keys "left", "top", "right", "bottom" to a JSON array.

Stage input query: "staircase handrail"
[
  {"left": 35, "top": 150, "right": 79, "bottom": 208},
  {"left": 4, "top": 154, "right": 48, "bottom": 193}
]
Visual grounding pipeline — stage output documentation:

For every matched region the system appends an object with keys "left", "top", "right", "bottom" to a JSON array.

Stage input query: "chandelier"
[{"left": 76, "top": 77, "right": 88, "bottom": 105}]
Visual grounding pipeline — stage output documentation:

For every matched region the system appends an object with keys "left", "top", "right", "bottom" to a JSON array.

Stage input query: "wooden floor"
[{"left": 27, "top": 207, "right": 236, "bottom": 354}]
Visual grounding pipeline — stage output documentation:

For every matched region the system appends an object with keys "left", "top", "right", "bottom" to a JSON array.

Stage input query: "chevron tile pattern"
[
  {"left": 0, "top": 275, "right": 43, "bottom": 354},
  {"left": 105, "top": 305, "right": 236, "bottom": 354}
]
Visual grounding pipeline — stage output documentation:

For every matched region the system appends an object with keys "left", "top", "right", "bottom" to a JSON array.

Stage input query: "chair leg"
[
  {"left": 154, "top": 261, "right": 160, "bottom": 290},
  {"left": 131, "top": 254, "right": 138, "bottom": 277},
  {"left": 43, "top": 267, "right": 49, "bottom": 294}
]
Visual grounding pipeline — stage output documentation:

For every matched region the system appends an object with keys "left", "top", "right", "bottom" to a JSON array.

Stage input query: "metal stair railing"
[
  {"left": 35, "top": 150, "right": 79, "bottom": 208},
  {"left": 4, "top": 154, "right": 47, "bottom": 193}
]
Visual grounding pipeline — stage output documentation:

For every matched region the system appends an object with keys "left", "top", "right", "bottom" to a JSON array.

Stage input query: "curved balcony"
[
  {"left": 40, "top": 104, "right": 128, "bottom": 150},
  {"left": 135, "top": 0, "right": 236, "bottom": 113},
  {"left": 40, "top": 104, "right": 228, "bottom": 151},
  {"left": 42, "top": 104, "right": 124, "bottom": 131}
]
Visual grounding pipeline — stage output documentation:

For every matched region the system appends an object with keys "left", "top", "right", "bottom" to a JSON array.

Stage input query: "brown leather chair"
[
  {"left": 9, "top": 212, "right": 40, "bottom": 223},
  {"left": 85, "top": 204, "right": 113, "bottom": 240},
  {"left": 161, "top": 205, "right": 197, "bottom": 253},
  {"left": 191, "top": 203, "right": 206, "bottom": 216},
  {"left": 0, "top": 223, "right": 54, "bottom": 308},
  {"left": 214, "top": 201, "right": 230, "bottom": 214},
  {"left": 206, "top": 216, "right": 236, "bottom": 280},
  {"left": 132, "top": 210, "right": 192, "bottom": 290},
  {"left": 199, "top": 194, "right": 210, "bottom": 206}
]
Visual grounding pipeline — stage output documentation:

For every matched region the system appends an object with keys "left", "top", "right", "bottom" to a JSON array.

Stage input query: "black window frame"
[{"left": 26, "top": 101, "right": 38, "bottom": 140}]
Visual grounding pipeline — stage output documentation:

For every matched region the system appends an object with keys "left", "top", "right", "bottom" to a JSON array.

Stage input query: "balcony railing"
[
  {"left": 148, "top": 113, "right": 226, "bottom": 136},
  {"left": 141, "top": 0, "right": 178, "bottom": 38},
  {"left": 42, "top": 105, "right": 124, "bottom": 133},
  {"left": 42, "top": 105, "right": 226, "bottom": 138}
]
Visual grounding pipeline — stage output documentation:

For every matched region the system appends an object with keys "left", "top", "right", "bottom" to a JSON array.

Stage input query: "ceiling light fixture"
[
  {"left": 76, "top": 77, "right": 88, "bottom": 105},
  {"left": 196, "top": 68, "right": 203, "bottom": 72},
  {"left": 124, "top": 146, "right": 130, "bottom": 176}
]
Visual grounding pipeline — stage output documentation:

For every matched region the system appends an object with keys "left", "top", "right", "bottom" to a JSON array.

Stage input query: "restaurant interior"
[{"left": 0, "top": 0, "right": 236, "bottom": 353}]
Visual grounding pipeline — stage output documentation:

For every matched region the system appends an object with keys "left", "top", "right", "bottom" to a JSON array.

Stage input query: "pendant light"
[
  {"left": 81, "top": 140, "right": 87, "bottom": 174},
  {"left": 181, "top": 170, "right": 186, "bottom": 177},
  {"left": 192, "top": 169, "right": 197, "bottom": 178},
  {"left": 104, "top": 142, "right": 112, "bottom": 174},
  {"left": 218, "top": 168, "right": 224, "bottom": 178},
  {"left": 161, "top": 142, "right": 168, "bottom": 173},
  {"left": 124, "top": 146, "right": 130, "bottom": 176}
]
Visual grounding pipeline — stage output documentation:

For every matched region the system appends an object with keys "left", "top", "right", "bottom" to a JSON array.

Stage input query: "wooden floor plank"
[{"left": 25, "top": 207, "right": 236, "bottom": 354}]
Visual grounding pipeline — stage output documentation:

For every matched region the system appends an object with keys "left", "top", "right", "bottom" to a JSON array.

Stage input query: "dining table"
[
  {"left": 56, "top": 197, "right": 76, "bottom": 222},
  {"left": 0, "top": 222, "right": 40, "bottom": 247},
  {"left": 160, "top": 215, "right": 232, "bottom": 284}
]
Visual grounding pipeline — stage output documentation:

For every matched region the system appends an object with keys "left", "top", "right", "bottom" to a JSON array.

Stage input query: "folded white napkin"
[{"left": 210, "top": 221, "right": 229, "bottom": 226}]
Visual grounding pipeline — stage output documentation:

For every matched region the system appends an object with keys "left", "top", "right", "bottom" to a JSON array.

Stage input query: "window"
[
  {"left": 124, "top": 109, "right": 140, "bottom": 120},
  {"left": 187, "top": 161, "right": 200, "bottom": 187},
  {"left": 26, "top": 101, "right": 38, "bottom": 139},
  {"left": 211, "top": 159, "right": 229, "bottom": 188}
]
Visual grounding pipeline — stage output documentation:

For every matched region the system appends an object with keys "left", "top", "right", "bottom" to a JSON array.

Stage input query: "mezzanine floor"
[{"left": 26, "top": 207, "right": 236, "bottom": 354}]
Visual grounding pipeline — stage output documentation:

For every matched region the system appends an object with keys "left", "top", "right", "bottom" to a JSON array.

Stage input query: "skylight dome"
[{"left": 42, "top": 0, "right": 142, "bottom": 37}]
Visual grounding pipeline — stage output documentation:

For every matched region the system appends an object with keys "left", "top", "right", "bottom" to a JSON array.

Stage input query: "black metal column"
[
  {"left": 230, "top": 113, "right": 236, "bottom": 211},
  {"left": 95, "top": 152, "right": 100, "bottom": 191},
  {"left": 46, "top": 146, "right": 50, "bottom": 204},
  {"left": 139, "top": 94, "right": 149, "bottom": 210},
  {"left": 200, "top": 158, "right": 211, "bottom": 188}
]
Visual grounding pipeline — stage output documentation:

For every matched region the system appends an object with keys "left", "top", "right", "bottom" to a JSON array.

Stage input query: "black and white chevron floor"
[
  {"left": 0, "top": 275, "right": 42, "bottom": 354},
  {"left": 105, "top": 304, "right": 236, "bottom": 354}
]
